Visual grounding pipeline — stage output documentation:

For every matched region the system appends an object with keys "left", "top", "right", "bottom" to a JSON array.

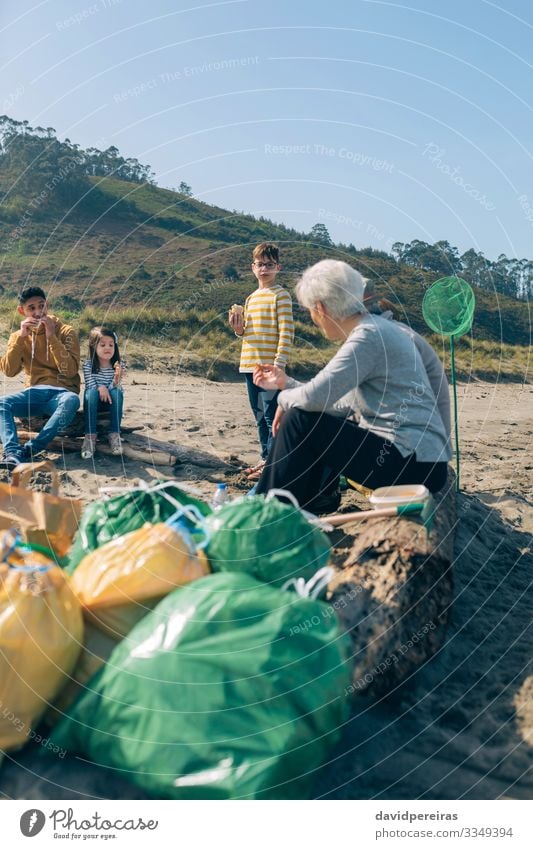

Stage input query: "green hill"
[
  {"left": 1, "top": 174, "right": 529, "bottom": 339},
  {"left": 0, "top": 117, "right": 530, "bottom": 381}
]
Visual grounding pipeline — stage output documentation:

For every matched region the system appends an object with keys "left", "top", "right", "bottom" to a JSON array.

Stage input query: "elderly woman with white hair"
[{"left": 253, "top": 260, "right": 451, "bottom": 513}]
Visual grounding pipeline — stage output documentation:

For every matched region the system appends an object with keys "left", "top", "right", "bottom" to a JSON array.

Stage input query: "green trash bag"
[
  {"left": 50, "top": 570, "right": 353, "bottom": 799},
  {"left": 66, "top": 482, "right": 212, "bottom": 574},
  {"left": 205, "top": 491, "right": 331, "bottom": 587}
]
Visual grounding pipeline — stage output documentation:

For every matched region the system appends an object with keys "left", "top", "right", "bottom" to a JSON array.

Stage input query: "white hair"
[{"left": 295, "top": 260, "right": 367, "bottom": 319}]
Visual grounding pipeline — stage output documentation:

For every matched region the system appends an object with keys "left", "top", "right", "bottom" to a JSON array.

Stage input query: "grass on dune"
[{"left": 0, "top": 300, "right": 529, "bottom": 383}]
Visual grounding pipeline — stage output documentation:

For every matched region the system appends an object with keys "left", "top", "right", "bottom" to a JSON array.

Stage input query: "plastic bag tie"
[
  {"left": 281, "top": 566, "right": 334, "bottom": 599},
  {"left": 165, "top": 504, "right": 211, "bottom": 551}
]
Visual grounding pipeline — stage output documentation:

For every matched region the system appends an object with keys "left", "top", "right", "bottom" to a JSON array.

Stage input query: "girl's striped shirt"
[
  {"left": 239, "top": 285, "right": 294, "bottom": 373},
  {"left": 83, "top": 360, "right": 125, "bottom": 390}
]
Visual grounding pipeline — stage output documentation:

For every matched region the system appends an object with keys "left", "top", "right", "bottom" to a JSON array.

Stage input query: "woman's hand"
[
  {"left": 253, "top": 364, "right": 288, "bottom": 391},
  {"left": 272, "top": 406, "right": 284, "bottom": 438},
  {"left": 99, "top": 386, "right": 112, "bottom": 404}
]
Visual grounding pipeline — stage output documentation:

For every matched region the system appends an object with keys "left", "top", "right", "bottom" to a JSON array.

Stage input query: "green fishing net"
[
  {"left": 422, "top": 276, "right": 475, "bottom": 491},
  {"left": 422, "top": 276, "right": 475, "bottom": 338}
]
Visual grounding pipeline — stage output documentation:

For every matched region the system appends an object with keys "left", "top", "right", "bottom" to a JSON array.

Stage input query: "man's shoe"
[{"left": 0, "top": 454, "right": 23, "bottom": 472}]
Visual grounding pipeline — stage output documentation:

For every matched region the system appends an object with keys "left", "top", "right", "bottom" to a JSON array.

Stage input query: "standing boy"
[
  {"left": 229, "top": 243, "right": 294, "bottom": 479},
  {"left": 0, "top": 286, "right": 80, "bottom": 469}
]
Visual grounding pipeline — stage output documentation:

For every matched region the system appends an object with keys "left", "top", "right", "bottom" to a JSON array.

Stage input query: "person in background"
[
  {"left": 81, "top": 326, "right": 126, "bottom": 459},
  {"left": 360, "top": 278, "right": 401, "bottom": 321},
  {"left": 229, "top": 242, "right": 294, "bottom": 481},
  {"left": 253, "top": 260, "right": 451, "bottom": 514},
  {"left": 0, "top": 286, "right": 80, "bottom": 470}
]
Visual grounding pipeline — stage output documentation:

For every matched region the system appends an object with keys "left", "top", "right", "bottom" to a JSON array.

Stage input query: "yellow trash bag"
[
  {"left": 49, "top": 620, "right": 118, "bottom": 722},
  {"left": 0, "top": 543, "right": 83, "bottom": 751},
  {"left": 71, "top": 520, "right": 210, "bottom": 638}
]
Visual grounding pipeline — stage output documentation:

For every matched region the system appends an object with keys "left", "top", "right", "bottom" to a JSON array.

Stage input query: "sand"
[{"left": 0, "top": 372, "right": 531, "bottom": 800}]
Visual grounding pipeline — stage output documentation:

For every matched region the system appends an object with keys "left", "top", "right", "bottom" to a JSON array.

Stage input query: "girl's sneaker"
[
  {"left": 81, "top": 435, "right": 96, "bottom": 460},
  {"left": 108, "top": 432, "right": 123, "bottom": 455}
]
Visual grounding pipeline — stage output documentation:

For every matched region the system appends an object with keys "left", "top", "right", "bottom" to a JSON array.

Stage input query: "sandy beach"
[{"left": 0, "top": 371, "right": 531, "bottom": 800}]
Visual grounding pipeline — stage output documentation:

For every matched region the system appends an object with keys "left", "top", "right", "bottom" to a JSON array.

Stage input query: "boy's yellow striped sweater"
[{"left": 239, "top": 284, "right": 294, "bottom": 373}]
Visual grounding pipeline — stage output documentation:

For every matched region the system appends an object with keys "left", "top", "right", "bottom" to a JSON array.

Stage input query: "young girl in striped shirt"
[
  {"left": 81, "top": 326, "right": 126, "bottom": 459},
  {"left": 229, "top": 243, "right": 294, "bottom": 479}
]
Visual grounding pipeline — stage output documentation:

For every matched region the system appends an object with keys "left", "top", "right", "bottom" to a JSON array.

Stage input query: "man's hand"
[
  {"left": 253, "top": 364, "right": 288, "bottom": 391},
  {"left": 41, "top": 315, "right": 56, "bottom": 339},
  {"left": 98, "top": 386, "right": 112, "bottom": 404},
  {"left": 19, "top": 317, "right": 39, "bottom": 338},
  {"left": 272, "top": 406, "right": 284, "bottom": 438}
]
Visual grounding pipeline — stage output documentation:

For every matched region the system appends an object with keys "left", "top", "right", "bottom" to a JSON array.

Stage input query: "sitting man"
[{"left": 0, "top": 286, "right": 80, "bottom": 470}]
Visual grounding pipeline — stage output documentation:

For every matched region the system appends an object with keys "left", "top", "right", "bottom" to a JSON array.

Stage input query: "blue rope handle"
[
  {"left": 165, "top": 504, "right": 211, "bottom": 550},
  {"left": 1, "top": 530, "right": 21, "bottom": 563},
  {"left": 1, "top": 530, "right": 53, "bottom": 573}
]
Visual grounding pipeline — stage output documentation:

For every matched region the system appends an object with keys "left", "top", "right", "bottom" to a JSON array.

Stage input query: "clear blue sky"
[{"left": 2, "top": 0, "right": 533, "bottom": 260}]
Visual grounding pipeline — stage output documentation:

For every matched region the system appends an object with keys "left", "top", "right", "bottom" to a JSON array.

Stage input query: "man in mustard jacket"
[{"left": 0, "top": 286, "right": 80, "bottom": 469}]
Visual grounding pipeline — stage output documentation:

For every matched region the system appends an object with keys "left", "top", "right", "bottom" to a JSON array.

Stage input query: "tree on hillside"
[
  {"left": 83, "top": 145, "right": 155, "bottom": 183},
  {"left": 392, "top": 239, "right": 460, "bottom": 275},
  {"left": 517, "top": 258, "right": 533, "bottom": 299},
  {"left": 0, "top": 115, "right": 87, "bottom": 202},
  {"left": 391, "top": 238, "right": 531, "bottom": 301},
  {"left": 222, "top": 263, "right": 239, "bottom": 281},
  {"left": 432, "top": 240, "right": 461, "bottom": 274},
  {"left": 177, "top": 181, "right": 193, "bottom": 197},
  {"left": 0, "top": 115, "right": 155, "bottom": 207},
  {"left": 459, "top": 249, "right": 495, "bottom": 291},
  {"left": 308, "top": 223, "right": 333, "bottom": 245}
]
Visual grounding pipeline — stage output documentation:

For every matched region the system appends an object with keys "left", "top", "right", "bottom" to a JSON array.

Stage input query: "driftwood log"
[
  {"left": 17, "top": 412, "right": 123, "bottom": 439},
  {"left": 328, "top": 469, "right": 456, "bottom": 698},
  {"left": 16, "top": 430, "right": 177, "bottom": 466},
  {"left": 15, "top": 416, "right": 232, "bottom": 470},
  {"left": 125, "top": 432, "right": 232, "bottom": 470}
]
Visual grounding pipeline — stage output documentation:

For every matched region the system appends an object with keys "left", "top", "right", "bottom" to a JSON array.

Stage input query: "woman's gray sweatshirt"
[{"left": 279, "top": 313, "right": 452, "bottom": 462}]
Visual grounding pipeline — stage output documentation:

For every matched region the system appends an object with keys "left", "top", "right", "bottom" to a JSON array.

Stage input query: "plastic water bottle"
[{"left": 211, "top": 483, "right": 230, "bottom": 510}]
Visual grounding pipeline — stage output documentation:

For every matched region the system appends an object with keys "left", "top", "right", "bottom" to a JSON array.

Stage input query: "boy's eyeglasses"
[{"left": 253, "top": 262, "right": 277, "bottom": 269}]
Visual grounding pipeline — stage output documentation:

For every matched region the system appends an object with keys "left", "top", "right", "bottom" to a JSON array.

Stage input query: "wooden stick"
[{"left": 325, "top": 504, "right": 424, "bottom": 527}]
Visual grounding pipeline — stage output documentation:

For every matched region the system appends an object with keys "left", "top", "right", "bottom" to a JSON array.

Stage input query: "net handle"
[{"left": 450, "top": 335, "right": 461, "bottom": 492}]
